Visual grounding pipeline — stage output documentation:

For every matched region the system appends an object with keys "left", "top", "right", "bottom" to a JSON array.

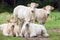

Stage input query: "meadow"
[{"left": 0, "top": 11, "right": 60, "bottom": 40}]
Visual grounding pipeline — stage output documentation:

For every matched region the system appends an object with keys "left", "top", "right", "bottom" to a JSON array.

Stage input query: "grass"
[
  {"left": 49, "top": 32, "right": 60, "bottom": 40},
  {"left": 0, "top": 11, "right": 60, "bottom": 40},
  {"left": 0, "top": 12, "right": 12, "bottom": 24},
  {"left": 45, "top": 11, "right": 60, "bottom": 30},
  {"left": 0, "top": 32, "right": 23, "bottom": 40}
]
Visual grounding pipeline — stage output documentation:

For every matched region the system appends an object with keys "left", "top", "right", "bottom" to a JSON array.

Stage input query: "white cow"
[
  {"left": 13, "top": 5, "right": 35, "bottom": 28},
  {"left": 28, "top": 5, "right": 54, "bottom": 24},
  {"left": 0, "top": 23, "right": 14, "bottom": 36},
  {"left": 20, "top": 21, "right": 49, "bottom": 38},
  {"left": 7, "top": 17, "right": 21, "bottom": 37},
  {"left": 13, "top": 3, "right": 39, "bottom": 27},
  {"left": 0, "top": 17, "right": 20, "bottom": 37},
  {"left": 34, "top": 8, "right": 47, "bottom": 24},
  {"left": 42, "top": 5, "right": 54, "bottom": 17},
  {"left": 13, "top": 4, "right": 38, "bottom": 21}
]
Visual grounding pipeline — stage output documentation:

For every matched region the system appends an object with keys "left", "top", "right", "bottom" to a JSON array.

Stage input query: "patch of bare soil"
[
  {"left": 48, "top": 28, "right": 60, "bottom": 32},
  {"left": 23, "top": 28, "right": 60, "bottom": 40},
  {"left": 24, "top": 37, "right": 49, "bottom": 40}
]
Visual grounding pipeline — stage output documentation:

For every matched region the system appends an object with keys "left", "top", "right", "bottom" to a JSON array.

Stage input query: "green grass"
[
  {"left": 0, "top": 11, "right": 60, "bottom": 40},
  {"left": 0, "top": 12, "right": 12, "bottom": 24},
  {"left": 0, "top": 32, "right": 23, "bottom": 40},
  {"left": 45, "top": 12, "right": 60, "bottom": 30},
  {"left": 45, "top": 11, "right": 60, "bottom": 40},
  {"left": 49, "top": 32, "right": 60, "bottom": 40}
]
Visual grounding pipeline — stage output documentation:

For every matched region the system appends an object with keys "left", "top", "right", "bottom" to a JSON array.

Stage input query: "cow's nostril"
[
  {"left": 12, "top": 25, "right": 14, "bottom": 27},
  {"left": 32, "top": 10, "right": 34, "bottom": 13},
  {"left": 12, "top": 25, "right": 14, "bottom": 28},
  {"left": 47, "top": 14, "right": 49, "bottom": 17}
]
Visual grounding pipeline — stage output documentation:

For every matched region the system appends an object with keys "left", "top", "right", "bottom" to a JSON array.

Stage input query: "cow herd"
[{"left": 0, "top": 2, "right": 54, "bottom": 38}]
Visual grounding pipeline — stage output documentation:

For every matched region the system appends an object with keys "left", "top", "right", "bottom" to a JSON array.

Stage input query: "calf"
[
  {"left": 0, "top": 17, "right": 20, "bottom": 37},
  {"left": 0, "top": 23, "right": 15, "bottom": 36},
  {"left": 20, "top": 21, "right": 49, "bottom": 38},
  {"left": 28, "top": 5, "right": 54, "bottom": 24},
  {"left": 43, "top": 5, "right": 54, "bottom": 17}
]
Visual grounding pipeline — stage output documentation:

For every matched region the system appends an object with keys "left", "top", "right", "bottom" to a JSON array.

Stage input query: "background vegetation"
[{"left": 0, "top": 0, "right": 60, "bottom": 13}]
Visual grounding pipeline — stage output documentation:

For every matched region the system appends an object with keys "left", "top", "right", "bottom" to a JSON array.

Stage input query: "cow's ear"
[
  {"left": 51, "top": 7, "right": 54, "bottom": 10},
  {"left": 35, "top": 3, "right": 39, "bottom": 7},
  {"left": 27, "top": 3, "right": 30, "bottom": 7},
  {"left": 43, "top": 7, "right": 46, "bottom": 10}
]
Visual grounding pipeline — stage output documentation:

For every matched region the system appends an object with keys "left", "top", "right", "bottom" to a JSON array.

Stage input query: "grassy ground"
[
  {"left": 0, "top": 11, "right": 60, "bottom": 40},
  {"left": 0, "top": 32, "right": 23, "bottom": 40},
  {"left": 45, "top": 12, "right": 60, "bottom": 30}
]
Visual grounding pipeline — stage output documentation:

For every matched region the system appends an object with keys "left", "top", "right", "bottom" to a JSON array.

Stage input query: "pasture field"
[{"left": 0, "top": 11, "right": 60, "bottom": 40}]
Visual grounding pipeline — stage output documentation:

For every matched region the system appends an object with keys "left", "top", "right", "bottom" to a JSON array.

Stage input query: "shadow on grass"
[{"left": 0, "top": 32, "right": 23, "bottom": 40}]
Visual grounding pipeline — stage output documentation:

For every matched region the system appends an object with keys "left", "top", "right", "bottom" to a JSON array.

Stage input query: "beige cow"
[
  {"left": 43, "top": 5, "right": 54, "bottom": 17},
  {"left": 28, "top": 5, "right": 54, "bottom": 24},
  {"left": 7, "top": 17, "right": 21, "bottom": 37}
]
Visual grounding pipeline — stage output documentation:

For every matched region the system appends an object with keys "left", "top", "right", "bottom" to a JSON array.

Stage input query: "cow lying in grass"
[
  {"left": 0, "top": 23, "right": 15, "bottom": 36},
  {"left": 20, "top": 21, "right": 49, "bottom": 38},
  {"left": 0, "top": 17, "right": 49, "bottom": 37},
  {"left": 7, "top": 17, "right": 21, "bottom": 37},
  {"left": 0, "top": 17, "right": 20, "bottom": 37}
]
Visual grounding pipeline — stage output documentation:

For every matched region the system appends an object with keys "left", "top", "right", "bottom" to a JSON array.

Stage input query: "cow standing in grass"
[
  {"left": 28, "top": 5, "right": 54, "bottom": 24},
  {"left": 13, "top": 3, "right": 39, "bottom": 27}
]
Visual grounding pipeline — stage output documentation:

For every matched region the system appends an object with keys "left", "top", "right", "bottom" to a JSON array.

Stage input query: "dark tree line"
[{"left": 0, "top": 0, "right": 60, "bottom": 12}]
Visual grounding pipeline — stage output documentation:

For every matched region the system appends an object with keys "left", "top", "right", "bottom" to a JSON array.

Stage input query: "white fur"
[
  {"left": 13, "top": 24, "right": 20, "bottom": 37},
  {"left": 20, "top": 21, "right": 49, "bottom": 38},
  {"left": 34, "top": 5, "right": 54, "bottom": 24},
  {"left": 27, "top": 5, "right": 54, "bottom": 24},
  {"left": 13, "top": 5, "right": 35, "bottom": 22},
  {"left": 43, "top": 5, "right": 54, "bottom": 15},
  {"left": 0, "top": 23, "right": 13, "bottom": 36},
  {"left": 27, "top": 2, "right": 39, "bottom": 11},
  {"left": 34, "top": 8, "right": 47, "bottom": 24}
]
